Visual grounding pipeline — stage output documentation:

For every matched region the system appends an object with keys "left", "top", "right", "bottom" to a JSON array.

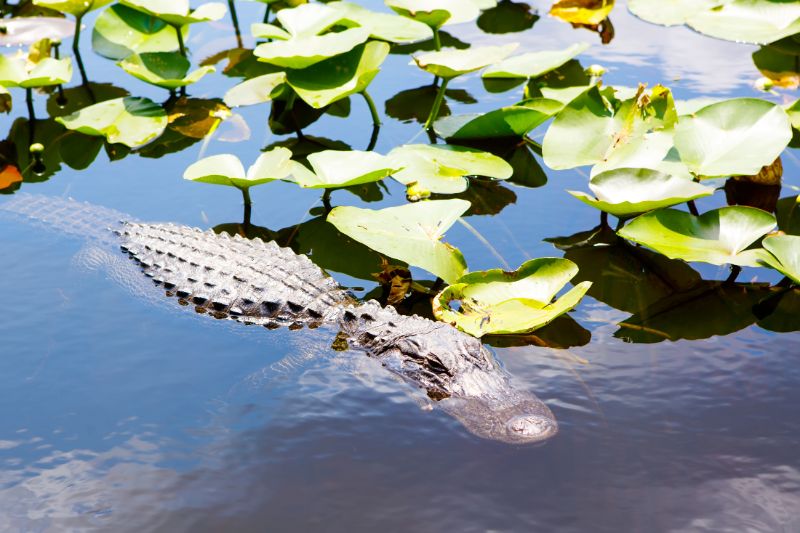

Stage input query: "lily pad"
[
  {"left": 627, "top": 0, "right": 722, "bottom": 27},
  {"left": 386, "top": 0, "right": 481, "bottom": 28},
  {"left": 483, "top": 42, "right": 590, "bottom": 79},
  {"left": 56, "top": 96, "right": 168, "bottom": 148},
  {"left": 286, "top": 42, "right": 389, "bottom": 109},
  {"left": 434, "top": 98, "right": 563, "bottom": 140},
  {"left": 0, "top": 54, "right": 72, "bottom": 88},
  {"left": 254, "top": 27, "right": 369, "bottom": 69},
  {"left": 758, "top": 234, "right": 800, "bottom": 285},
  {"left": 327, "top": 199, "right": 470, "bottom": 284},
  {"left": 31, "top": 0, "right": 113, "bottom": 16},
  {"left": 568, "top": 168, "right": 715, "bottom": 218},
  {"left": 673, "top": 98, "right": 792, "bottom": 178},
  {"left": 328, "top": 1, "right": 432, "bottom": 43},
  {"left": 183, "top": 147, "right": 295, "bottom": 189},
  {"left": 617, "top": 206, "right": 777, "bottom": 267},
  {"left": 118, "top": 0, "right": 226, "bottom": 26},
  {"left": 0, "top": 17, "right": 75, "bottom": 46},
  {"left": 432, "top": 258, "right": 592, "bottom": 337},
  {"left": 119, "top": 52, "right": 214, "bottom": 89},
  {"left": 687, "top": 0, "right": 800, "bottom": 45},
  {"left": 223, "top": 72, "right": 286, "bottom": 107},
  {"left": 92, "top": 4, "right": 185, "bottom": 60},
  {"left": 388, "top": 144, "right": 513, "bottom": 194},
  {"left": 286, "top": 150, "right": 398, "bottom": 189},
  {"left": 412, "top": 43, "right": 519, "bottom": 79},
  {"left": 543, "top": 84, "right": 677, "bottom": 170}
]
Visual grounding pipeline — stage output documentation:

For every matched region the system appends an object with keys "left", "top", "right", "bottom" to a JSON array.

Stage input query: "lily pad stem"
[
  {"left": 241, "top": 187, "right": 252, "bottom": 227},
  {"left": 600, "top": 211, "right": 609, "bottom": 228},
  {"left": 433, "top": 28, "right": 441, "bottom": 51},
  {"left": 25, "top": 88, "right": 35, "bottom": 145},
  {"left": 360, "top": 90, "right": 381, "bottom": 128},
  {"left": 227, "top": 0, "right": 243, "bottom": 48},
  {"left": 72, "top": 12, "right": 95, "bottom": 101},
  {"left": 366, "top": 125, "right": 380, "bottom": 151},
  {"left": 424, "top": 78, "right": 448, "bottom": 130},
  {"left": 322, "top": 189, "right": 332, "bottom": 213},
  {"left": 725, "top": 265, "right": 741, "bottom": 284},
  {"left": 263, "top": 3, "right": 271, "bottom": 23},
  {"left": 687, "top": 200, "right": 699, "bottom": 216},
  {"left": 174, "top": 24, "right": 187, "bottom": 58}
]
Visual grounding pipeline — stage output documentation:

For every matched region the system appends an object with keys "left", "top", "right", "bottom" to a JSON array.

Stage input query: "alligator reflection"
[{"left": 549, "top": 225, "right": 800, "bottom": 343}]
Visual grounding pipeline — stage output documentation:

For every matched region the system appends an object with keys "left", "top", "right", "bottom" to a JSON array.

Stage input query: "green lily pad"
[
  {"left": 328, "top": 1, "right": 432, "bottom": 43},
  {"left": 286, "top": 42, "right": 389, "bottom": 109},
  {"left": 412, "top": 43, "right": 519, "bottom": 79},
  {"left": 118, "top": 0, "right": 226, "bottom": 26},
  {"left": 92, "top": 4, "right": 185, "bottom": 60},
  {"left": 286, "top": 150, "right": 398, "bottom": 189},
  {"left": 386, "top": 0, "right": 480, "bottom": 28},
  {"left": 0, "top": 54, "right": 72, "bottom": 88},
  {"left": 627, "top": 0, "right": 722, "bottom": 26},
  {"left": 223, "top": 72, "right": 286, "bottom": 107},
  {"left": 673, "top": 98, "right": 792, "bottom": 178},
  {"left": 432, "top": 258, "right": 592, "bottom": 337},
  {"left": 31, "top": 0, "right": 113, "bottom": 16},
  {"left": 183, "top": 147, "right": 294, "bottom": 189},
  {"left": 119, "top": 52, "right": 214, "bottom": 89},
  {"left": 388, "top": 144, "right": 513, "bottom": 194},
  {"left": 617, "top": 206, "right": 777, "bottom": 267},
  {"left": 568, "top": 168, "right": 715, "bottom": 218},
  {"left": 482, "top": 42, "right": 590, "bottom": 79},
  {"left": 758, "top": 234, "right": 800, "bottom": 285},
  {"left": 327, "top": 199, "right": 470, "bottom": 284},
  {"left": 56, "top": 96, "right": 167, "bottom": 148},
  {"left": 434, "top": 98, "right": 563, "bottom": 140},
  {"left": 687, "top": 0, "right": 800, "bottom": 45},
  {"left": 543, "top": 84, "right": 677, "bottom": 170},
  {"left": 0, "top": 17, "right": 75, "bottom": 46},
  {"left": 254, "top": 27, "right": 369, "bottom": 69}
]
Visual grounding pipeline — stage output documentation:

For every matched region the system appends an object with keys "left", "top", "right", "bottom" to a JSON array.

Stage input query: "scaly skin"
[{"left": 2, "top": 194, "right": 558, "bottom": 444}]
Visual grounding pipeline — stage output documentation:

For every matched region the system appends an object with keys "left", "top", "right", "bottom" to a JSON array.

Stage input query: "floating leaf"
[
  {"left": 118, "top": 0, "right": 226, "bottom": 26},
  {"left": 477, "top": 0, "right": 539, "bottom": 34},
  {"left": 673, "top": 98, "right": 792, "bottom": 178},
  {"left": 433, "top": 258, "right": 591, "bottom": 337},
  {"left": 254, "top": 27, "right": 369, "bottom": 69},
  {"left": 388, "top": 144, "right": 512, "bottom": 194},
  {"left": 687, "top": 0, "right": 800, "bottom": 45},
  {"left": 286, "top": 42, "right": 389, "bottom": 108},
  {"left": 183, "top": 148, "right": 295, "bottom": 189},
  {"left": 758, "top": 235, "right": 800, "bottom": 285},
  {"left": 412, "top": 43, "right": 518, "bottom": 79},
  {"left": 31, "top": 0, "right": 113, "bottom": 16},
  {"left": 328, "top": 1, "right": 432, "bottom": 43},
  {"left": 483, "top": 42, "right": 590, "bottom": 79},
  {"left": 617, "top": 206, "right": 777, "bottom": 267},
  {"left": 0, "top": 17, "right": 75, "bottom": 46},
  {"left": 223, "top": 72, "right": 286, "bottom": 107},
  {"left": 287, "top": 150, "right": 397, "bottom": 189},
  {"left": 56, "top": 96, "right": 167, "bottom": 148},
  {"left": 386, "top": 0, "right": 481, "bottom": 28},
  {"left": 327, "top": 199, "right": 470, "bottom": 284},
  {"left": 119, "top": 52, "right": 214, "bottom": 89},
  {"left": 568, "top": 168, "right": 714, "bottom": 218},
  {"left": 550, "top": 0, "right": 615, "bottom": 26},
  {"left": 434, "top": 98, "right": 563, "bottom": 140},
  {"left": 543, "top": 84, "right": 677, "bottom": 170},
  {"left": 0, "top": 53, "right": 72, "bottom": 88},
  {"left": 627, "top": 0, "right": 722, "bottom": 27},
  {"left": 92, "top": 4, "right": 185, "bottom": 60}
]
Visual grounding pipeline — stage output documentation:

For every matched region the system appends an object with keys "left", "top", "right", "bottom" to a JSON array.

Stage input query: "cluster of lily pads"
[{"left": 1, "top": 0, "right": 799, "bottom": 342}]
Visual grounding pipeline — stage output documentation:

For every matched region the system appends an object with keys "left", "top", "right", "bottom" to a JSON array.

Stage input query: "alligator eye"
[{"left": 505, "top": 415, "right": 557, "bottom": 441}]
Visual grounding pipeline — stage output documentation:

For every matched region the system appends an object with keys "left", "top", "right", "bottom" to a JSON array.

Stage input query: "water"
[{"left": 1, "top": 1, "right": 799, "bottom": 531}]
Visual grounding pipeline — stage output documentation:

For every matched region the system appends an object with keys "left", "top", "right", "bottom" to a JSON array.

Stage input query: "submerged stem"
[
  {"left": 25, "top": 88, "right": 35, "bottom": 146},
  {"left": 361, "top": 90, "right": 381, "bottom": 128},
  {"left": 366, "top": 124, "right": 380, "bottom": 151},
  {"left": 227, "top": 0, "right": 243, "bottom": 48},
  {"left": 174, "top": 24, "right": 187, "bottom": 57},
  {"left": 263, "top": 3, "right": 271, "bottom": 23},
  {"left": 687, "top": 200, "right": 699, "bottom": 216},
  {"left": 725, "top": 265, "right": 742, "bottom": 284},
  {"left": 322, "top": 189, "right": 333, "bottom": 213},
  {"left": 424, "top": 78, "right": 448, "bottom": 130}
]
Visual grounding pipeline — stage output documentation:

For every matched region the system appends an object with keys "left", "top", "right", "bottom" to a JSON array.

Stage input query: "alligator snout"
[{"left": 505, "top": 414, "right": 558, "bottom": 443}]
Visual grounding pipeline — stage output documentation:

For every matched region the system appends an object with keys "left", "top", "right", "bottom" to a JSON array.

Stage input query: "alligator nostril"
[{"left": 506, "top": 415, "right": 558, "bottom": 441}]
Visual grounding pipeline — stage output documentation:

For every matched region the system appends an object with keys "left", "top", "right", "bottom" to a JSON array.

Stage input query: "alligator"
[{"left": 1, "top": 193, "right": 558, "bottom": 444}]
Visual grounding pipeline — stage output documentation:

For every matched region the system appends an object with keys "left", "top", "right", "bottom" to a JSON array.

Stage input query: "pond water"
[{"left": 1, "top": 1, "right": 799, "bottom": 531}]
